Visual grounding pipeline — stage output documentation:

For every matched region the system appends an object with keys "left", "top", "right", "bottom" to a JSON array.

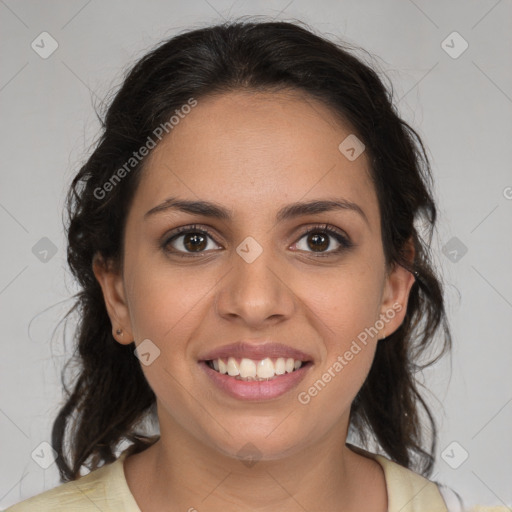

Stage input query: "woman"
[{"left": 8, "top": 17, "right": 469, "bottom": 512}]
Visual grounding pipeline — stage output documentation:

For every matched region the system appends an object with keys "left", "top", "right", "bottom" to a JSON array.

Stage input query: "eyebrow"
[{"left": 144, "top": 196, "right": 369, "bottom": 225}]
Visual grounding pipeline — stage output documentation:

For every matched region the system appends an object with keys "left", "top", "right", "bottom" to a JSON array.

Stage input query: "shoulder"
[
  {"left": 4, "top": 452, "right": 140, "bottom": 512},
  {"left": 374, "top": 454, "right": 449, "bottom": 512},
  {"left": 347, "top": 443, "right": 448, "bottom": 512}
]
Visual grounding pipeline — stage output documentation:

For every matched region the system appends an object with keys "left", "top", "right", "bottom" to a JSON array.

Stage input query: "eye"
[
  {"left": 292, "top": 224, "right": 353, "bottom": 256},
  {"left": 162, "top": 224, "right": 221, "bottom": 256},
  {"left": 161, "top": 223, "right": 353, "bottom": 258}
]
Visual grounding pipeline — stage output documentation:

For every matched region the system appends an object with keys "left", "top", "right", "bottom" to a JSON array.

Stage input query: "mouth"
[
  {"left": 198, "top": 354, "right": 314, "bottom": 401},
  {"left": 197, "top": 340, "right": 314, "bottom": 400},
  {"left": 203, "top": 356, "right": 313, "bottom": 382}
]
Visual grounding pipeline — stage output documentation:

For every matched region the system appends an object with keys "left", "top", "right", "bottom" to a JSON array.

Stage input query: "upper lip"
[{"left": 198, "top": 341, "right": 314, "bottom": 362}]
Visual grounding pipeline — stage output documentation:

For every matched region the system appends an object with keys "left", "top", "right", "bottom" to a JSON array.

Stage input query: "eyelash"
[{"left": 161, "top": 223, "right": 353, "bottom": 259}]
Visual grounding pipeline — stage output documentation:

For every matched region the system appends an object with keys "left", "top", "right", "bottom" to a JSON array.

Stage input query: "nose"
[{"left": 214, "top": 242, "right": 296, "bottom": 329}]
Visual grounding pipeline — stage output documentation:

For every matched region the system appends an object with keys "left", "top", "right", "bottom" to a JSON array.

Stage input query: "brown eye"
[
  {"left": 181, "top": 232, "right": 208, "bottom": 252},
  {"left": 163, "top": 226, "right": 221, "bottom": 255},
  {"left": 305, "top": 232, "right": 329, "bottom": 252},
  {"left": 293, "top": 225, "right": 352, "bottom": 255}
]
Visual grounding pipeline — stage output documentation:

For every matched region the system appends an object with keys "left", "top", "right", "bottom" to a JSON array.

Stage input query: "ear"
[
  {"left": 377, "top": 239, "right": 416, "bottom": 340},
  {"left": 92, "top": 252, "right": 134, "bottom": 345}
]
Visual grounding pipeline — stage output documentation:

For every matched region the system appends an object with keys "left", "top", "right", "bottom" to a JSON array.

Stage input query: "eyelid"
[
  {"left": 161, "top": 222, "right": 353, "bottom": 256},
  {"left": 291, "top": 223, "right": 353, "bottom": 252},
  {"left": 161, "top": 223, "right": 222, "bottom": 252}
]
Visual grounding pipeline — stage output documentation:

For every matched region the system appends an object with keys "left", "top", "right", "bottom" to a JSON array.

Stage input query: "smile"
[
  {"left": 199, "top": 358, "right": 313, "bottom": 401},
  {"left": 206, "top": 356, "right": 305, "bottom": 381}
]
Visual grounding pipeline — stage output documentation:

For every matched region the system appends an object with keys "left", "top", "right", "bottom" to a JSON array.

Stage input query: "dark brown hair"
[{"left": 53, "top": 17, "right": 451, "bottom": 482}]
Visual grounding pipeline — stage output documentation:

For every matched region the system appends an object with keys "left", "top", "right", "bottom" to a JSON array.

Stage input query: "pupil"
[
  {"left": 309, "top": 232, "right": 328, "bottom": 251},
  {"left": 182, "top": 232, "right": 330, "bottom": 253},
  {"left": 184, "top": 233, "right": 206, "bottom": 252}
]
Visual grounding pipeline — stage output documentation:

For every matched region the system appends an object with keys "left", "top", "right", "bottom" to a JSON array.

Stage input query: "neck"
[{"left": 124, "top": 414, "right": 385, "bottom": 512}]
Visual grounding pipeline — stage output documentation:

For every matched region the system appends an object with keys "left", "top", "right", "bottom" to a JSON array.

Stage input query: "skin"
[{"left": 93, "top": 89, "right": 415, "bottom": 512}]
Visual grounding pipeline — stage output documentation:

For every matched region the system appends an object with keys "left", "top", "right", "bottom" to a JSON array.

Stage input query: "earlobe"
[
  {"left": 378, "top": 263, "right": 416, "bottom": 340},
  {"left": 92, "top": 252, "right": 134, "bottom": 345},
  {"left": 378, "top": 239, "right": 417, "bottom": 339}
]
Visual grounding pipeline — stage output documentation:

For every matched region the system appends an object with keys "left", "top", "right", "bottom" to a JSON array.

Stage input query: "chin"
[{"left": 203, "top": 423, "right": 311, "bottom": 464}]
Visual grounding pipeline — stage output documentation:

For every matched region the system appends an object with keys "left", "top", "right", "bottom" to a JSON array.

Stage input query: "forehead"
[{"left": 129, "top": 89, "right": 378, "bottom": 225}]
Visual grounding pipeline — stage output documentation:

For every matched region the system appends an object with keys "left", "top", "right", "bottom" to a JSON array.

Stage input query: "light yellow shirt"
[{"left": 3, "top": 445, "right": 506, "bottom": 512}]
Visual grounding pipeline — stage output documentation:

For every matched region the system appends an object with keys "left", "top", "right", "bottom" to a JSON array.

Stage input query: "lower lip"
[{"left": 198, "top": 361, "right": 312, "bottom": 401}]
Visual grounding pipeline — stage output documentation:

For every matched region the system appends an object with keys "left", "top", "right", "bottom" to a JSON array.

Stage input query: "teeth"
[
  {"left": 256, "top": 358, "right": 275, "bottom": 379},
  {"left": 227, "top": 357, "right": 240, "bottom": 376},
  {"left": 208, "top": 356, "right": 304, "bottom": 380},
  {"left": 239, "top": 358, "right": 256, "bottom": 378},
  {"left": 275, "top": 358, "right": 286, "bottom": 375}
]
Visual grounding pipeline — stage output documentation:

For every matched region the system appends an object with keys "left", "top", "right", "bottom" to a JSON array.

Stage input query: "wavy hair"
[{"left": 52, "top": 17, "right": 452, "bottom": 482}]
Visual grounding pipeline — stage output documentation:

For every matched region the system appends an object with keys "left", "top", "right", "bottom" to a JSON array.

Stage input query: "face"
[{"left": 94, "top": 89, "right": 415, "bottom": 462}]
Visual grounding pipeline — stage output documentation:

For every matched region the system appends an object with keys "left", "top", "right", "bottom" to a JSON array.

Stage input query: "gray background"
[{"left": 1, "top": 0, "right": 511, "bottom": 509}]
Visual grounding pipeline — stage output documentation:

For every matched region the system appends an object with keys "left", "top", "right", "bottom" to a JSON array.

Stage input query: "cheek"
[
  {"left": 299, "top": 266, "right": 383, "bottom": 402},
  {"left": 123, "top": 264, "right": 216, "bottom": 413},
  {"left": 297, "top": 324, "right": 377, "bottom": 423},
  {"left": 125, "top": 257, "right": 220, "bottom": 346},
  {"left": 306, "top": 266, "right": 383, "bottom": 343}
]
